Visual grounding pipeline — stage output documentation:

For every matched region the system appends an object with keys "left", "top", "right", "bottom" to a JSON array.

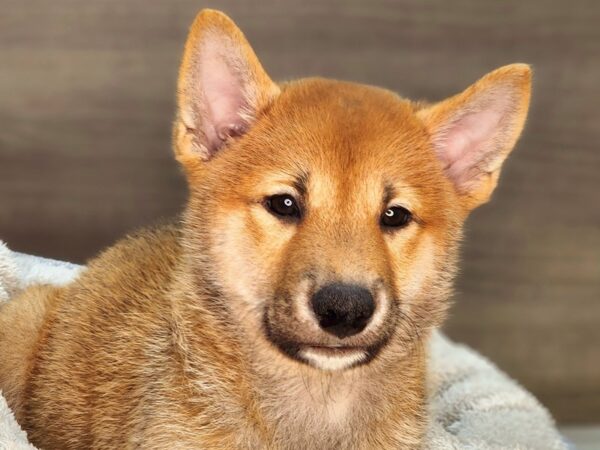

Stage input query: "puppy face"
[{"left": 175, "top": 10, "right": 531, "bottom": 371}]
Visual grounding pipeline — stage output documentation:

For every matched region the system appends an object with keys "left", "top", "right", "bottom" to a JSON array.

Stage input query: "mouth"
[
  {"left": 299, "top": 345, "right": 369, "bottom": 371},
  {"left": 266, "top": 332, "right": 383, "bottom": 371},
  {"left": 263, "top": 312, "right": 388, "bottom": 371}
]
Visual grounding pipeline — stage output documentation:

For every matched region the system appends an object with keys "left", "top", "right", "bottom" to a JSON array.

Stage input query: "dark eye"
[
  {"left": 265, "top": 194, "right": 301, "bottom": 220},
  {"left": 380, "top": 206, "right": 412, "bottom": 228}
]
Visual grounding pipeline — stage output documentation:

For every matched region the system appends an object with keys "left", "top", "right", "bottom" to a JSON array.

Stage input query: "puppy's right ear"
[{"left": 174, "top": 9, "right": 279, "bottom": 164}]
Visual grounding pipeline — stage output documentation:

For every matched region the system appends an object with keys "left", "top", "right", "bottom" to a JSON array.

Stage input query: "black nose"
[{"left": 311, "top": 283, "right": 375, "bottom": 338}]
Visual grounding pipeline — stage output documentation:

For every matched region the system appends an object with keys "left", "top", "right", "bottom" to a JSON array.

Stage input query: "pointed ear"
[
  {"left": 418, "top": 64, "right": 532, "bottom": 210},
  {"left": 174, "top": 9, "right": 280, "bottom": 163}
]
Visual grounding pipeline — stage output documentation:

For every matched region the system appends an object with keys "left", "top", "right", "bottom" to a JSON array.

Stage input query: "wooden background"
[{"left": 1, "top": 0, "right": 598, "bottom": 423}]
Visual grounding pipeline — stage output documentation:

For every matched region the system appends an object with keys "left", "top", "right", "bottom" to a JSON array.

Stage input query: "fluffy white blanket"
[{"left": 0, "top": 242, "right": 568, "bottom": 449}]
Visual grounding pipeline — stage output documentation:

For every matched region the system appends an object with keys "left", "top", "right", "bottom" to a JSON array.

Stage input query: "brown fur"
[{"left": 0, "top": 9, "right": 531, "bottom": 449}]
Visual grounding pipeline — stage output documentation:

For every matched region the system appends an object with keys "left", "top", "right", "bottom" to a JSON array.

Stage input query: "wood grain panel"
[{"left": 1, "top": 0, "right": 599, "bottom": 423}]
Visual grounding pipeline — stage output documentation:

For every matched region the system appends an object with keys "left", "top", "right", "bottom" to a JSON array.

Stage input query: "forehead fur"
[{"left": 264, "top": 78, "right": 436, "bottom": 166}]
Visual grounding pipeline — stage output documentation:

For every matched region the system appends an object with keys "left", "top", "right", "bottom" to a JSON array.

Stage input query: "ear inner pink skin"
[
  {"left": 199, "top": 39, "right": 251, "bottom": 156},
  {"left": 424, "top": 82, "right": 523, "bottom": 195},
  {"left": 441, "top": 107, "right": 505, "bottom": 190}
]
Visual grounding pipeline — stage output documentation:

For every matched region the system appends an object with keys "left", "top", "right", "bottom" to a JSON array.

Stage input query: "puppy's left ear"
[
  {"left": 418, "top": 64, "right": 532, "bottom": 210},
  {"left": 174, "top": 9, "right": 280, "bottom": 165}
]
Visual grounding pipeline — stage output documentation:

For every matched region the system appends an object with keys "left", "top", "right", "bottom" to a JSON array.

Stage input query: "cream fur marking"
[{"left": 300, "top": 347, "right": 368, "bottom": 371}]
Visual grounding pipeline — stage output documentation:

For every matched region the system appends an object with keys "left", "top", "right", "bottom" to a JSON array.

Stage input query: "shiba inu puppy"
[{"left": 0, "top": 9, "right": 532, "bottom": 450}]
